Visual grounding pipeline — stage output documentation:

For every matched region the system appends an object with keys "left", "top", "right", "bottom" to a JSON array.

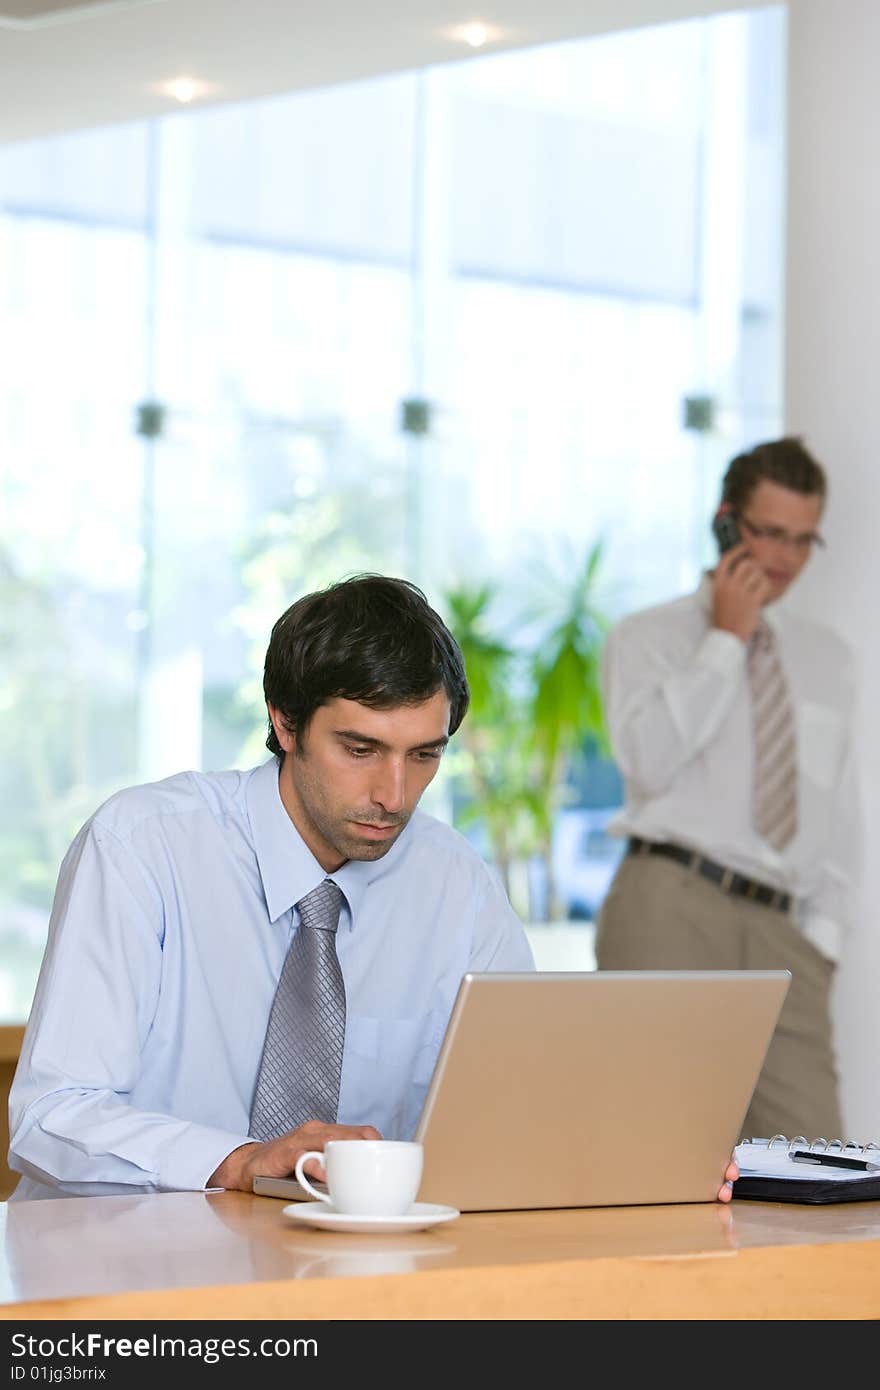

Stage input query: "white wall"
[{"left": 784, "top": 0, "right": 880, "bottom": 1139}]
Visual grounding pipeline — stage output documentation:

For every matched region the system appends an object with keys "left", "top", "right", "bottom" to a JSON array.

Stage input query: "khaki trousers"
[{"left": 595, "top": 852, "right": 842, "bottom": 1141}]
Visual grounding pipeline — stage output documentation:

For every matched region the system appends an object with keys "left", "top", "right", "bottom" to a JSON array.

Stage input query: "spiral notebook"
[{"left": 733, "top": 1135, "right": 880, "bottom": 1204}]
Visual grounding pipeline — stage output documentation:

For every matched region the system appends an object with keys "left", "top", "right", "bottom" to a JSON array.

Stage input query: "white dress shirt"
[
  {"left": 8, "top": 757, "right": 534, "bottom": 1199},
  {"left": 602, "top": 577, "right": 860, "bottom": 963}
]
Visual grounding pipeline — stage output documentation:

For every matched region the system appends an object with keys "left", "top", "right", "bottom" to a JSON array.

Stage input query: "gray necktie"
[
  {"left": 748, "top": 619, "right": 798, "bottom": 851},
  {"left": 249, "top": 878, "right": 347, "bottom": 1141}
]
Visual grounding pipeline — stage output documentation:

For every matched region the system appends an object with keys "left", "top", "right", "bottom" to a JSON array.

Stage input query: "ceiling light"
[
  {"left": 447, "top": 20, "right": 504, "bottom": 50},
  {"left": 156, "top": 76, "right": 212, "bottom": 105},
  {"left": 461, "top": 22, "right": 488, "bottom": 48}
]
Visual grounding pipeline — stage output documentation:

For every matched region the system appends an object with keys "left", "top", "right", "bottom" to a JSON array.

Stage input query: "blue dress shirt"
[{"left": 8, "top": 758, "right": 534, "bottom": 1199}]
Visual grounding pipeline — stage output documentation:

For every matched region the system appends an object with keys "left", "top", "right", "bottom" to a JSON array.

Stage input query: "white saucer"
[{"left": 281, "top": 1200, "right": 460, "bottom": 1234}]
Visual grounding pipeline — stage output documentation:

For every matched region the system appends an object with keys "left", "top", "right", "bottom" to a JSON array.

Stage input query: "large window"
[{"left": 0, "top": 9, "right": 785, "bottom": 1016}]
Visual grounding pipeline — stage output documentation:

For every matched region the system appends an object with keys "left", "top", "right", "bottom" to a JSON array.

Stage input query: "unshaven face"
[{"left": 270, "top": 691, "right": 451, "bottom": 872}]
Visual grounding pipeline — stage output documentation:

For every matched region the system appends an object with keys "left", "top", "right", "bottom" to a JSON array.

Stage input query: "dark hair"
[
  {"left": 263, "top": 573, "right": 470, "bottom": 757},
  {"left": 720, "top": 436, "right": 827, "bottom": 514}
]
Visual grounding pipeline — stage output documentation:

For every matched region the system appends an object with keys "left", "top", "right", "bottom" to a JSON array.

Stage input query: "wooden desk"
[
  {"left": 0, "top": 1027, "right": 25, "bottom": 1201},
  {"left": 1, "top": 1192, "right": 879, "bottom": 1320}
]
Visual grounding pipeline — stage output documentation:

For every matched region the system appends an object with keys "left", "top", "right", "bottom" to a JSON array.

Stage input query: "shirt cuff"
[
  {"left": 694, "top": 627, "right": 748, "bottom": 678},
  {"left": 799, "top": 912, "right": 843, "bottom": 964},
  {"left": 163, "top": 1125, "right": 254, "bottom": 1192}
]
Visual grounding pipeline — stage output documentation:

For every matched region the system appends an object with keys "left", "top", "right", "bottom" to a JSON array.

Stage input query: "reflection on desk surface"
[{"left": 2, "top": 1189, "right": 880, "bottom": 1310}]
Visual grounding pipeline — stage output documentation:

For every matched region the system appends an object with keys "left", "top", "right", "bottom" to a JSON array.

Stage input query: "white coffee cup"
[{"left": 294, "top": 1139, "right": 423, "bottom": 1216}]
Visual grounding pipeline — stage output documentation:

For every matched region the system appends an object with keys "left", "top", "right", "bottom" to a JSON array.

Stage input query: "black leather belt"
[{"left": 627, "top": 837, "right": 791, "bottom": 913}]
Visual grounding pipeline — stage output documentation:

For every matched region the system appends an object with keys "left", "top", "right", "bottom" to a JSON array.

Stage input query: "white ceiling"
[{"left": 0, "top": 0, "right": 768, "bottom": 145}]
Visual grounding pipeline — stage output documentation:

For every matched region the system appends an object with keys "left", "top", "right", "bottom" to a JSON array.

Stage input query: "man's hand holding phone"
[{"left": 711, "top": 509, "right": 771, "bottom": 643}]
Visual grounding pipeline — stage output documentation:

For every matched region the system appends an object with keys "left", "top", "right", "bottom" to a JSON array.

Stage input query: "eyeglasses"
[{"left": 739, "top": 516, "right": 826, "bottom": 553}]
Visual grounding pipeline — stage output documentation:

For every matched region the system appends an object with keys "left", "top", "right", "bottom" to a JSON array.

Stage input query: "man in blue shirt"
[{"left": 8, "top": 575, "right": 535, "bottom": 1200}]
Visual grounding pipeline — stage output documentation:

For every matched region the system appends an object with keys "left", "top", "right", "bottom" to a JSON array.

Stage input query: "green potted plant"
[
  {"left": 442, "top": 583, "right": 538, "bottom": 910},
  {"left": 444, "top": 539, "right": 610, "bottom": 922},
  {"left": 520, "top": 539, "right": 610, "bottom": 919}
]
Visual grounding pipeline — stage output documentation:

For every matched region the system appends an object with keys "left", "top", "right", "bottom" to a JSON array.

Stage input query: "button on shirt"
[
  {"left": 9, "top": 758, "right": 534, "bottom": 1199},
  {"left": 603, "top": 577, "right": 860, "bottom": 963}
]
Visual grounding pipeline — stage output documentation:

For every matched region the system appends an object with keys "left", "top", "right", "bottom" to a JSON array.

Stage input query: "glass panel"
[{"left": 0, "top": 8, "right": 785, "bottom": 1014}]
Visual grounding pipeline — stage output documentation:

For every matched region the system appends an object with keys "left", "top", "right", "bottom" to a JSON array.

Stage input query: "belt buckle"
[{"left": 745, "top": 878, "right": 759, "bottom": 900}]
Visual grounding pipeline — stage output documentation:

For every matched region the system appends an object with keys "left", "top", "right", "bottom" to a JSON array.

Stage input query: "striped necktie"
[
  {"left": 249, "top": 878, "right": 347, "bottom": 1141},
  {"left": 748, "top": 619, "right": 798, "bottom": 851}
]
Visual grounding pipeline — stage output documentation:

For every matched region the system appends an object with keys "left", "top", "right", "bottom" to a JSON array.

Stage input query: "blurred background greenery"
[{"left": 444, "top": 540, "right": 610, "bottom": 921}]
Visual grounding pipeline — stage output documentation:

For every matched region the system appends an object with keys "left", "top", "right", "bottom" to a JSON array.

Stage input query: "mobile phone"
[{"left": 712, "top": 509, "right": 741, "bottom": 553}]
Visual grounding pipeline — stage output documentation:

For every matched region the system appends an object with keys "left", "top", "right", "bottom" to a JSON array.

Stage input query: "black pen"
[{"left": 790, "top": 1148, "right": 880, "bottom": 1171}]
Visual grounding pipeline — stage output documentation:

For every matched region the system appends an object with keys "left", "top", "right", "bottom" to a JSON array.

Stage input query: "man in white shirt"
[{"left": 597, "top": 438, "right": 859, "bottom": 1140}]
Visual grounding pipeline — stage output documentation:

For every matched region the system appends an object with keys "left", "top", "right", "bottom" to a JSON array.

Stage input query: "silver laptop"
[{"left": 254, "top": 969, "right": 789, "bottom": 1211}]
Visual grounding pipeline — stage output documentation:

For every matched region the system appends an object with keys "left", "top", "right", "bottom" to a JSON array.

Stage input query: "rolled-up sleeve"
[{"left": 800, "top": 679, "right": 862, "bottom": 964}]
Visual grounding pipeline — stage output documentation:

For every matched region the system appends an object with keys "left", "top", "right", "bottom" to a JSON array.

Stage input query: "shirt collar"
[{"left": 246, "top": 757, "right": 380, "bottom": 927}]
